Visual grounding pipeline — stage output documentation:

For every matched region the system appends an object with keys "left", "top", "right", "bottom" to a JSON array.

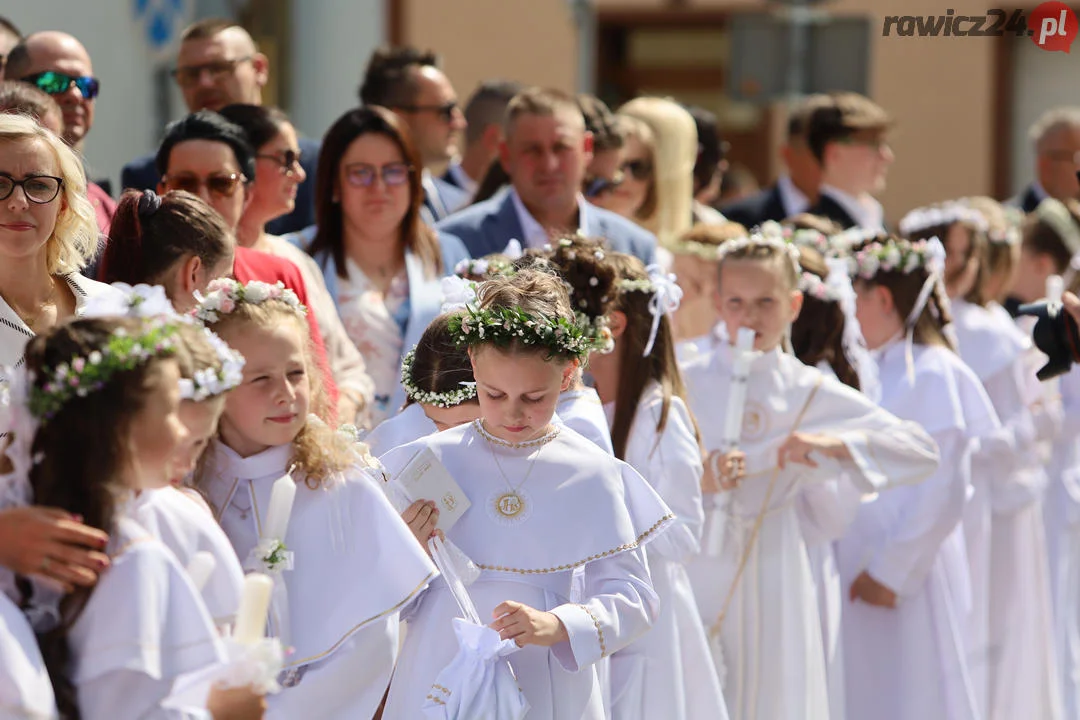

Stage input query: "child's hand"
[
  {"left": 401, "top": 500, "right": 439, "bottom": 548},
  {"left": 849, "top": 570, "right": 898, "bottom": 608},
  {"left": 777, "top": 432, "right": 851, "bottom": 469},
  {"left": 206, "top": 683, "right": 266, "bottom": 719},
  {"left": 491, "top": 600, "right": 569, "bottom": 648},
  {"left": 703, "top": 449, "right": 746, "bottom": 493},
  {"left": 0, "top": 507, "right": 110, "bottom": 593}
]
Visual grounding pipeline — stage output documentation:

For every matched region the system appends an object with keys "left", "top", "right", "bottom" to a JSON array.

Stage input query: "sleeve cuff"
[
  {"left": 836, "top": 430, "right": 886, "bottom": 493},
  {"left": 549, "top": 603, "right": 606, "bottom": 672}
]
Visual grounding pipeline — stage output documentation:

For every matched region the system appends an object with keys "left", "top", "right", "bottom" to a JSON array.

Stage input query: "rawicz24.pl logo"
[{"left": 882, "top": 1, "right": 1079, "bottom": 52}]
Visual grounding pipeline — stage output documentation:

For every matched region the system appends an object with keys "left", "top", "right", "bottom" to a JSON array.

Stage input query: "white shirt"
[
  {"left": 509, "top": 188, "right": 593, "bottom": 251},
  {"left": 819, "top": 183, "right": 885, "bottom": 231},
  {"left": 777, "top": 175, "right": 811, "bottom": 218}
]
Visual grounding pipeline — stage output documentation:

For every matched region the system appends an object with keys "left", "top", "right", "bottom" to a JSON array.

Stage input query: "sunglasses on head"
[
  {"left": 344, "top": 162, "right": 413, "bottom": 188},
  {"left": 23, "top": 71, "right": 100, "bottom": 100},
  {"left": 620, "top": 159, "right": 652, "bottom": 181},
  {"left": 162, "top": 172, "right": 246, "bottom": 198}
]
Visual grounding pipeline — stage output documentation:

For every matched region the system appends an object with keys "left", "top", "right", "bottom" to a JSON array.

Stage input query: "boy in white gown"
[
  {"left": 840, "top": 233, "right": 999, "bottom": 720},
  {"left": 681, "top": 233, "right": 939, "bottom": 720},
  {"left": 380, "top": 270, "right": 673, "bottom": 719}
]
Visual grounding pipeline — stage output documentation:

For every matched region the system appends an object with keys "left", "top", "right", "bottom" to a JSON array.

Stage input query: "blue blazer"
[
  {"left": 119, "top": 137, "right": 321, "bottom": 237},
  {"left": 435, "top": 190, "right": 658, "bottom": 265},
  {"left": 288, "top": 227, "right": 469, "bottom": 415}
]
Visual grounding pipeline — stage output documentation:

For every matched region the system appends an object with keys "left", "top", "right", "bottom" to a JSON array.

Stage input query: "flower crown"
[
  {"left": 849, "top": 236, "right": 945, "bottom": 280},
  {"left": 454, "top": 257, "right": 514, "bottom": 280},
  {"left": 664, "top": 237, "right": 721, "bottom": 260},
  {"left": 716, "top": 228, "right": 802, "bottom": 269},
  {"left": 898, "top": 202, "right": 988, "bottom": 237},
  {"left": 447, "top": 304, "right": 593, "bottom": 358},
  {"left": 29, "top": 319, "right": 179, "bottom": 421},
  {"left": 399, "top": 348, "right": 477, "bottom": 408},
  {"left": 193, "top": 279, "right": 307, "bottom": 324},
  {"left": 179, "top": 326, "right": 246, "bottom": 402},
  {"left": 799, "top": 272, "right": 842, "bottom": 302}
]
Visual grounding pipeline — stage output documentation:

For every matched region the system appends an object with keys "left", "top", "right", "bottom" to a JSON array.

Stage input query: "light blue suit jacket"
[
  {"left": 435, "top": 189, "right": 658, "bottom": 265},
  {"left": 287, "top": 226, "right": 469, "bottom": 415}
]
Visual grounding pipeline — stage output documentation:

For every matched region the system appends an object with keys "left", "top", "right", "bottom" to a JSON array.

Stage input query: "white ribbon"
[
  {"left": 81, "top": 282, "right": 178, "bottom": 319},
  {"left": 902, "top": 237, "right": 946, "bottom": 383},
  {"left": 825, "top": 258, "right": 881, "bottom": 402},
  {"left": 642, "top": 264, "right": 683, "bottom": 357}
]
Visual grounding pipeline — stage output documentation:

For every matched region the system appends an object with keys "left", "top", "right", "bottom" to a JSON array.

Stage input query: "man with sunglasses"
[
  {"left": 804, "top": 92, "right": 895, "bottom": 232},
  {"left": 358, "top": 46, "right": 470, "bottom": 223},
  {"left": 6, "top": 31, "right": 115, "bottom": 235},
  {"left": 121, "top": 18, "right": 318, "bottom": 237}
]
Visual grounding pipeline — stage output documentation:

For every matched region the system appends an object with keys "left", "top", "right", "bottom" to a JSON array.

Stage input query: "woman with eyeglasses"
[
  {"left": 220, "top": 104, "right": 376, "bottom": 427},
  {"left": 299, "top": 106, "right": 468, "bottom": 427}
]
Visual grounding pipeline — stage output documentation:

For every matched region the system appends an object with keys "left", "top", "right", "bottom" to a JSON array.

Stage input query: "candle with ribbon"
[{"left": 234, "top": 573, "right": 274, "bottom": 646}]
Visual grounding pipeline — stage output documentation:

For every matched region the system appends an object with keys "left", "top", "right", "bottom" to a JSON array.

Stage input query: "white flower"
[
  {"left": 883, "top": 247, "right": 902, "bottom": 271},
  {"left": 243, "top": 282, "right": 272, "bottom": 304}
]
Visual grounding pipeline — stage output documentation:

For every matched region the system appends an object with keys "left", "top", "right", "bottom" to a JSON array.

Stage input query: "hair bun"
[{"left": 137, "top": 189, "right": 162, "bottom": 218}]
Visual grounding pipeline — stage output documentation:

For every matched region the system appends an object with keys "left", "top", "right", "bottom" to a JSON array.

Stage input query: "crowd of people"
[{"left": 0, "top": 12, "right": 1079, "bottom": 720}]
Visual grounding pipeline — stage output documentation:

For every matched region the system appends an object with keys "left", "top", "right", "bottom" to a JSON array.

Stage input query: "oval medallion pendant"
[{"left": 487, "top": 488, "right": 532, "bottom": 526}]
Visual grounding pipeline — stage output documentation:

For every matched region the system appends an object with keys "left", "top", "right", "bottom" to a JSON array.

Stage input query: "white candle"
[
  {"left": 1047, "top": 274, "right": 1065, "bottom": 304},
  {"left": 234, "top": 573, "right": 274, "bottom": 646},
  {"left": 722, "top": 327, "right": 756, "bottom": 452},
  {"left": 185, "top": 552, "right": 216, "bottom": 593},
  {"left": 262, "top": 472, "right": 296, "bottom": 541}
]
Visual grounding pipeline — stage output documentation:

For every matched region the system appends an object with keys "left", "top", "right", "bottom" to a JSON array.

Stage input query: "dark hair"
[
  {"left": 358, "top": 46, "right": 440, "bottom": 107},
  {"left": 99, "top": 189, "right": 234, "bottom": 289},
  {"left": 0, "top": 80, "right": 61, "bottom": 124},
  {"left": 790, "top": 246, "right": 860, "bottom": 389},
  {"left": 155, "top": 110, "right": 256, "bottom": 181},
  {"left": 403, "top": 313, "right": 477, "bottom": 409},
  {"left": 472, "top": 160, "right": 510, "bottom": 204},
  {"left": 686, "top": 105, "right": 726, "bottom": 195},
  {"left": 309, "top": 105, "right": 443, "bottom": 278},
  {"left": 906, "top": 218, "right": 987, "bottom": 305},
  {"left": 180, "top": 17, "right": 242, "bottom": 43},
  {"left": 606, "top": 253, "right": 702, "bottom": 460},
  {"left": 464, "top": 80, "right": 524, "bottom": 145},
  {"left": 4, "top": 39, "right": 32, "bottom": 82},
  {"left": 851, "top": 234, "right": 955, "bottom": 350},
  {"left": 542, "top": 235, "right": 619, "bottom": 320},
  {"left": 578, "top": 94, "right": 623, "bottom": 152},
  {"left": 806, "top": 92, "right": 892, "bottom": 164},
  {"left": 25, "top": 317, "right": 177, "bottom": 718},
  {"left": 786, "top": 93, "right": 833, "bottom": 143},
  {"left": 217, "top": 103, "right": 290, "bottom": 152}
]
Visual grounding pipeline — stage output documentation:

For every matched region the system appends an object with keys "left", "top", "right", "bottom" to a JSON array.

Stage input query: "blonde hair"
[
  {"left": 0, "top": 114, "right": 97, "bottom": 274},
  {"left": 618, "top": 97, "right": 698, "bottom": 244},
  {"left": 202, "top": 300, "right": 358, "bottom": 487}
]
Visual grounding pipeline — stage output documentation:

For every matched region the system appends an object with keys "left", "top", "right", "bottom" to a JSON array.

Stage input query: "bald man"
[
  {"left": 6, "top": 31, "right": 96, "bottom": 150},
  {"left": 121, "top": 17, "right": 317, "bottom": 236},
  {"left": 1011, "top": 107, "right": 1080, "bottom": 213}
]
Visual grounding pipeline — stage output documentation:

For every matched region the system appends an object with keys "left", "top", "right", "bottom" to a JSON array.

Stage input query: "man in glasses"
[
  {"left": 437, "top": 87, "right": 657, "bottom": 265},
  {"left": 1009, "top": 108, "right": 1080, "bottom": 214},
  {"left": 804, "top": 92, "right": 895, "bottom": 232},
  {"left": 5, "top": 31, "right": 115, "bottom": 234},
  {"left": 121, "top": 18, "right": 318, "bottom": 237},
  {"left": 358, "top": 46, "right": 470, "bottom": 223}
]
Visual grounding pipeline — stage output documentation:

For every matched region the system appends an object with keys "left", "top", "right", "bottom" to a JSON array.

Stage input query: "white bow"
[
  {"left": 903, "top": 237, "right": 947, "bottom": 383},
  {"left": 81, "top": 282, "right": 178, "bottom": 319},
  {"left": 502, "top": 239, "right": 524, "bottom": 260},
  {"left": 440, "top": 276, "right": 479, "bottom": 314},
  {"left": 643, "top": 264, "right": 683, "bottom": 356}
]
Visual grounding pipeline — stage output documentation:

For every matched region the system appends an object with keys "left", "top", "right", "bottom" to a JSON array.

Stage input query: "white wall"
[
  {"left": 289, "top": 0, "right": 384, "bottom": 144},
  {"left": 1010, "top": 40, "right": 1080, "bottom": 197}
]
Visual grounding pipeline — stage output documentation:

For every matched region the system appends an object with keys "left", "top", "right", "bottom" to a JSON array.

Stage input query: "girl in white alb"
[
  {"left": 379, "top": 269, "right": 674, "bottom": 719},
  {"left": 9, "top": 314, "right": 265, "bottom": 719},
  {"left": 680, "top": 232, "right": 940, "bottom": 720},
  {"left": 840, "top": 233, "right": 999, "bottom": 720},
  {"left": 586, "top": 252, "right": 730, "bottom": 720},
  {"left": 192, "top": 279, "right": 437, "bottom": 720}
]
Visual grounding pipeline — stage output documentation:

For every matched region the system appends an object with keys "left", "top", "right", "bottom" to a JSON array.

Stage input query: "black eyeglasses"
[
  {"left": 344, "top": 162, "right": 413, "bottom": 188},
  {"left": 162, "top": 172, "right": 247, "bottom": 198},
  {"left": 256, "top": 149, "right": 302, "bottom": 176},
  {"left": 0, "top": 174, "right": 64, "bottom": 204},
  {"left": 620, "top": 159, "right": 653, "bottom": 181},
  {"left": 22, "top": 71, "right": 100, "bottom": 100},
  {"left": 171, "top": 56, "right": 253, "bottom": 88},
  {"left": 394, "top": 101, "right": 459, "bottom": 123}
]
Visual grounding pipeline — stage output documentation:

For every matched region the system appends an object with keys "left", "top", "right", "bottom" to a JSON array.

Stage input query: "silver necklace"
[{"left": 477, "top": 420, "right": 559, "bottom": 521}]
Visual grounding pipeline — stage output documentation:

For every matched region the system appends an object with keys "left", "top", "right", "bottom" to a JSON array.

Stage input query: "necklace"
[
  {"left": 1, "top": 278, "right": 58, "bottom": 332},
  {"left": 476, "top": 420, "right": 559, "bottom": 523},
  {"left": 227, "top": 478, "right": 252, "bottom": 520},
  {"left": 474, "top": 419, "right": 560, "bottom": 449}
]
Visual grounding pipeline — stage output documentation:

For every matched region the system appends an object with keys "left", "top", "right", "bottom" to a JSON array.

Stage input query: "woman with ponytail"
[{"left": 98, "top": 189, "right": 235, "bottom": 312}]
